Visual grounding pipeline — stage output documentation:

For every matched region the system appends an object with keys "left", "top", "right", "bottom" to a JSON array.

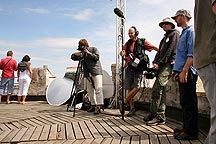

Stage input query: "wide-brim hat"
[
  {"left": 171, "top": 9, "right": 192, "bottom": 19},
  {"left": 159, "top": 17, "right": 175, "bottom": 29}
]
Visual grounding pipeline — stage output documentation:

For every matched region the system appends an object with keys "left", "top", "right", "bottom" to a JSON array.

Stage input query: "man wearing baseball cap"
[
  {"left": 172, "top": 9, "right": 198, "bottom": 140},
  {"left": 143, "top": 17, "right": 179, "bottom": 125}
]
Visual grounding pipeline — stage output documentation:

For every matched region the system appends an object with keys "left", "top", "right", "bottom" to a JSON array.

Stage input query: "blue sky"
[{"left": 0, "top": 0, "right": 194, "bottom": 78}]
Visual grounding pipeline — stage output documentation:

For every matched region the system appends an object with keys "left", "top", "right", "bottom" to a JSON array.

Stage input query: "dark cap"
[{"left": 171, "top": 9, "right": 192, "bottom": 19}]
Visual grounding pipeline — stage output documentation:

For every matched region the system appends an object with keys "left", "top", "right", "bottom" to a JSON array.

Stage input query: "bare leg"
[
  {"left": 22, "top": 96, "right": 27, "bottom": 104},
  {"left": 6, "top": 94, "right": 11, "bottom": 103},
  {"left": 18, "top": 96, "right": 21, "bottom": 104},
  {"left": 124, "top": 88, "right": 140, "bottom": 104},
  {"left": 0, "top": 95, "right": 2, "bottom": 103}
]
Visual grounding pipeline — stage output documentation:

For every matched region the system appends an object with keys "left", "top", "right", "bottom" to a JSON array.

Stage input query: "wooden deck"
[{"left": 0, "top": 101, "right": 207, "bottom": 144}]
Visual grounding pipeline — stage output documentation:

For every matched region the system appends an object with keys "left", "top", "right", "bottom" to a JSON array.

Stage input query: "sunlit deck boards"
[{"left": 0, "top": 101, "right": 207, "bottom": 143}]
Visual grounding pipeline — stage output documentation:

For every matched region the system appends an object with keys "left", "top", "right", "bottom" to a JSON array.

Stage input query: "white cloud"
[
  {"left": 23, "top": 8, "right": 50, "bottom": 14},
  {"left": 63, "top": 9, "right": 95, "bottom": 20}
]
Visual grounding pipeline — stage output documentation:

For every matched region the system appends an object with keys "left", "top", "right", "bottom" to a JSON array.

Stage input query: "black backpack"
[
  {"left": 18, "top": 62, "right": 28, "bottom": 72},
  {"left": 127, "top": 38, "right": 150, "bottom": 71}
]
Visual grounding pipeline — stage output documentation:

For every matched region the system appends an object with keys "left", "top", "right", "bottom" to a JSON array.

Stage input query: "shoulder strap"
[{"left": 2, "top": 58, "right": 12, "bottom": 69}]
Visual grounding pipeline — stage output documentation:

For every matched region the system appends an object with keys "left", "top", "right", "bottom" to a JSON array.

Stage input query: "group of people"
[
  {"left": 119, "top": 3, "right": 215, "bottom": 143},
  {"left": 0, "top": 51, "right": 32, "bottom": 104},
  {"left": 70, "top": 2, "right": 215, "bottom": 142}
]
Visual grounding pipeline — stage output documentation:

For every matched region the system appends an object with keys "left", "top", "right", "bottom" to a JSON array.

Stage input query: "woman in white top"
[{"left": 17, "top": 55, "right": 32, "bottom": 104}]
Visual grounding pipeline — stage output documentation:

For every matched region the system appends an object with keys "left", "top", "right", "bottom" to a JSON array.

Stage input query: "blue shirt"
[{"left": 173, "top": 25, "right": 195, "bottom": 72}]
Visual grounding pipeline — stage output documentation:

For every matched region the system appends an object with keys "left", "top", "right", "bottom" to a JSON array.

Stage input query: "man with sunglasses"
[{"left": 143, "top": 17, "right": 179, "bottom": 125}]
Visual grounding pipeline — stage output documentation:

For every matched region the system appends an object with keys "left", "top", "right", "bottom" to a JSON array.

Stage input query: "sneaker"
[
  {"left": 127, "top": 108, "right": 136, "bottom": 117},
  {"left": 146, "top": 115, "right": 165, "bottom": 126},
  {"left": 143, "top": 113, "right": 156, "bottom": 122},
  {"left": 174, "top": 131, "right": 198, "bottom": 140},
  {"left": 6, "top": 101, "right": 11, "bottom": 104}
]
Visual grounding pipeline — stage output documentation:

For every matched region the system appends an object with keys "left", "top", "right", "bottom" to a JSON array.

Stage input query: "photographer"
[
  {"left": 143, "top": 17, "right": 180, "bottom": 125},
  {"left": 71, "top": 39, "right": 103, "bottom": 115},
  {"left": 120, "top": 26, "right": 158, "bottom": 117}
]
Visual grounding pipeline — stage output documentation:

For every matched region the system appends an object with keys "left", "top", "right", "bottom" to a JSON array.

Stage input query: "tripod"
[{"left": 67, "top": 60, "right": 85, "bottom": 117}]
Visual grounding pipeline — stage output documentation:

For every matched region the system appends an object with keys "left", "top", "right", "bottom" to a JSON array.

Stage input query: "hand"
[
  {"left": 120, "top": 50, "right": 126, "bottom": 57},
  {"left": 153, "top": 64, "right": 159, "bottom": 70},
  {"left": 179, "top": 71, "right": 188, "bottom": 83},
  {"left": 74, "top": 52, "right": 83, "bottom": 57}
]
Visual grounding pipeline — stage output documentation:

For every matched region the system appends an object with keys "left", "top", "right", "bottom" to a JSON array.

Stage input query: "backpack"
[
  {"left": 18, "top": 62, "right": 28, "bottom": 72},
  {"left": 127, "top": 38, "right": 150, "bottom": 71}
]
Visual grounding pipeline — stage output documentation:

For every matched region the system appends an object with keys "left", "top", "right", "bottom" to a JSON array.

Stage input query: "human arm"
[
  {"left": 144, "top": 40, "right": 159, "bottom": 52},
  {"left": 212, "top": 0, "right": 216, "bottom": 14},
  {"left": 28, "top": 65, "right": 33, "bottom": 79},
  {"left": 179, "top": 57, "right": 193, "bottom": 83},
  {"left": 83, "top": 47, "right": 100, "bottom": 61}
]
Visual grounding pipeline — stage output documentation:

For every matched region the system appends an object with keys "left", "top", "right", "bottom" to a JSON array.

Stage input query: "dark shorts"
[{"left": 124, "top": 67, "right": 144, "bottom": 90}]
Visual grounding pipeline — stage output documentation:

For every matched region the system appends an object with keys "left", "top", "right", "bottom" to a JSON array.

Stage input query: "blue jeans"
[{"left": 0, "top": 78, "right": 14, "bottom": 95}]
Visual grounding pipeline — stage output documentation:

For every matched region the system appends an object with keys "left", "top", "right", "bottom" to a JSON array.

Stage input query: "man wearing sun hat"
[
  {"left": 143, "top": 17, "right": 179, "bottom": 125},
  {"left": 171, "top": 9, "right": 199, "bottom": 140}
]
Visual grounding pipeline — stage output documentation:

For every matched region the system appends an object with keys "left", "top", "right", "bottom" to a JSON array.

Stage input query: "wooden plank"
[
  {"left": 45, "top": 115, "right": 66, "bottom": 124},
  {"left": 100, "top": 118, "right": 126, "bottom": 137},
  {"left": 85, "top": 120, "right": 102, "bottom": 138},
  {"left": 48, "top": 124, "right": 58, "bottom": 140},
  {"left": 29, "top": 117, "right": 46, "bottom": 126},
  {"left": 157, "top": 134, "right": 170, "bottom": 144},
  {"left": 72, "top": 122, "right": 84, "bottom": 139},
  {"left": 108, "top": 118, "right": 136, "bottom": 136},
  {"left": 121, "top": 136, "right": 130, "bottom": 144},
  {"left": 72, "top": 139, "right": 85, "bottom": 144},
  {"left": 82, "top": 138, "right": 94, "bottom": 144},
  {"left": 57, "top": 123, "right": 66, "bottom": 140},
  {"left": 19, "top": 120, "right": 33, "bottom": 127},
  {"left": 140, "top": 135, "right": 149, "bottom": 144},
  {"left": 24, "top": 119, "right": 40, "bottom": 127},
  {"left": 113, "top": 117, "right": 146, "bottom": 136},
  {"left": 62, "top": 139, "right": 76, "bottom": 144},
  {"left": 39, "top": 124, "right": 51, "bottom": 141},
  {"left": 1, "top": 128, "right": 20, "bottom": 142},
  {"left": 91, "top": 120, "right": 111, "bottom": 138},
  {"left": 97, "top": 119, "right": 120, "bottom": 138},
  {"left": 90, "top": 137, "right": 104, "bottom": 144},
  {"left": 110, "top": 137, "right": 121, "bottom": 144},
  {"left": 30, "top": 125, "right": 43, "bottom": 141},
  {"left": 101, "top": 137, "right": 113, "bottom": 144},
  {"left": 79, "top": 121, "right": 93, "bottom": 139},
  {"left": 0, "top": 129, "right": 12, "bottom": 142},
  {"left": 20, "top": 126, "right": 36, "bottom": 141},
  {"left": 11, "top": 121, "right": 24, "bottom": 128},
  {"left": 36, "top": 116, "right": 54, "bottom": 125},
  {"left": 131, "top": 135, "right": 140, "bottom": 144},
  {"left": 0, "top": 124, "right": 10, "bottom": 131},
  {"left": 166, "top": 134, "right": 180, "bottom": 144},
  {"left": 126, "top": 118, "right": 153, "bottom": 135},
  {"left": 149, "top": 134, "right": 159, "bottom": 144},
  {"left": 40, "top": 115, "right": 60, "bottom": 125},
  {"left": 11, "top": 127, "right": 28, "bottom": 142},
  {"left": 65, "top": 122, "right": 75, "bottom": 140}
]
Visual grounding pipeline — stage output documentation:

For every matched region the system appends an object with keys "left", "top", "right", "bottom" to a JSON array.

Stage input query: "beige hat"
[
  {"left": 159, "top": 17, "right": 175, "bottom": 29},
  {"left": 171, "top": 9, "right": 192, "bottom": 19}
]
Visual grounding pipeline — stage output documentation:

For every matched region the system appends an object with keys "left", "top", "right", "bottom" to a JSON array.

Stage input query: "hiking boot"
[
  {"left": 146, "top": 115, "right": 165, "bottom": 126},
  {"left": 94, "top": 106, "right": 101, "bottom": 115},
  {"left": 143, "top": 113, "right": 156, "bottom": 123},
  {"left": 127, "top": 108, "right": 136, "bottom": 117}
]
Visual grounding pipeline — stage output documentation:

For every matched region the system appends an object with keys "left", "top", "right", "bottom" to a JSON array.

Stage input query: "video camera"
[{"left": 144, "top": 68, "right": 158, "bottom": 79}]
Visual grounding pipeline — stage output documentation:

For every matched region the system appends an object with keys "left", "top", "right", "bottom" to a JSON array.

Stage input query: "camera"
[
  {"left": 144, "top": 68, "right": 158, "bottom": 79},
  {"left": 77, "top": 44, "right": 85, "bottom": 51}
]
